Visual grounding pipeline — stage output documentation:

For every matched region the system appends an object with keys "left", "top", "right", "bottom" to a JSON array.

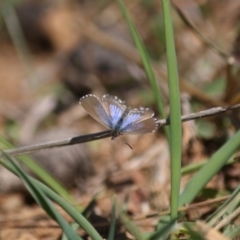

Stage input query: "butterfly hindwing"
[{"left": 120, "top": 108, "right": 158, "bottom": 134}]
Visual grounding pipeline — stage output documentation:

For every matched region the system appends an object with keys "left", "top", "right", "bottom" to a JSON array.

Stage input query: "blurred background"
[{"left": 1, "top": 0, "right": 240, "bottom": 238}]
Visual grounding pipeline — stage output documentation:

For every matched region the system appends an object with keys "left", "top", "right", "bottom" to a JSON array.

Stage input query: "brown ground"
[{"left": 1, "top": 0, "right": 240, "bottom": 239}]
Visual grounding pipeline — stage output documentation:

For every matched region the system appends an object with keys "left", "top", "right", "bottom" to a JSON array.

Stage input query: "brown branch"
[
  {"left": 1, "top": 103, "right": 240, "bottom": 158},
  {"left": 157, "top": 103, "right": 240, "bottom": 126},
  {"left": 133, "top": 195, "right": 229, "bottom": 221},
  {"left": 1, "top": 131, "right": 111, "bottom": 157}
]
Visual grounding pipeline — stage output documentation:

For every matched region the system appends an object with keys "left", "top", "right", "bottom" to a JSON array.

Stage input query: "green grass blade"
[
  {"left": 224, "top": 224, "right": 240, "bottom": 238},
  {"left": 184, "top": 222, "right": 205, "bottom": 240},
  {"left": 181, "top": 156, "right": 235, "bottom": 175},
  {"left": 1, "top": 2, "right": 34, "bottom": 75},
  {"left": 82, "top": 192, "right": 100, "bottom": 218},
  {"left": 207, "top": 186, "right": 240, "bottom": 226},
  {"left": 161, "top": 0, "right": 182, "bottom": 219},
  {"left": 148, "top": 218, "right": 176, "bottom": 240},
  {"left": 62, "top": 222, "right": 82, "bottom": 240},
  {"left": 119, "top": 211, "right": 145, "bottom": 240},
  {"left": 116, "top": 197, "right": 144, "bottom": 240},
  {"left": 181, "top": 160, "right": 208, "bottom": 175},
  {"left": 0, "top": 136, "right": 74, "bottom": 202},
  {"left": 2, "top": 151, "right": 82, "bottom": 240},
  {"left": 179, "top": 130, "right": 240, "bottom": 206},
  {"left": 20, "top": 155, "right": 74, "bottom": 202},
  {"left": 107, "top": 197, "right": 116, "bottom": 240},
  {"left": 117, "top": 0, "right": 169, "bottom": 140},
  {"left": 0, "top": 159, "right": 103, "bottom": 240}
]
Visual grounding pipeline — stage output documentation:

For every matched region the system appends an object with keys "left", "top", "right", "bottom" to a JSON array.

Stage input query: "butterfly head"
[{"left": 111, "top": 130, "right": 123, "bottom": 140}]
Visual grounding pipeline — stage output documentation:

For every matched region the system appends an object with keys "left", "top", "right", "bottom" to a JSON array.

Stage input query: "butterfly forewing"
[
  {"left": 80, "top": 94, "right": 112, "bottom": 129},
  {"left": 120, "top": 108, "right": 158, "bottom": 134},
  {"left": 102, "top": 94, "right": 127, "bottom": 127}
]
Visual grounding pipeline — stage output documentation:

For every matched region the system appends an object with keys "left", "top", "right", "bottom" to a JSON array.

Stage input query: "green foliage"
[{"left": 2, "top": 152, "right": 82, "bottom": 240}]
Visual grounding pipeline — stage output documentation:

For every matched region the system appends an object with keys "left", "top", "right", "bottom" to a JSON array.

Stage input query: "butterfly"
[{"left": 79, "top": 94, "right": 158, "bottom": 139}]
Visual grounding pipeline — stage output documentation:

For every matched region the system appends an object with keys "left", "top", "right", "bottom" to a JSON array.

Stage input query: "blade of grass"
[
  {"left": 0, "top": 158, "right": 103, "bottom": 240},
  {"left": 62, "top": 222, "right": 82, "bottom": 240},
  {"left": 1, "top": 2, "right": 34, "bottom": 76},
  {"left": 0, "top": 137, "right": 74, "bottom": 203},
  {"left": 107, "top": 196, "right": 117, "bottom": 240},
  {"left": 181, "top": 156, "right": 236, "bottom": 175},
  {"left": 184, "top": 222, "right": 206, "bottom": 240},
  {"left": 82, "top": 192, "right": 101, "bottom": 218},
  {"left": 207, "top": 186, "right": 240, "bottom": 226},
  {"left": 117, "top": 0, "right": 169, "bottom": 141},
  {"left": 181, "top": 160, "right": 208, "bottom": 175},
  {"left": 224, "top": 224, "right": 240, "bottom": 238},
  {"left": 179, "top": 129, "right": 240, "bottom": 206},
  {"left": 2, "top": 151, "right": 82, "bottom": 240},
  {"left": 161, "top": 0, "right": 182, "bottom": 220},
  {"left": 19, "top": 155, "right": 75, "bottom": 203},
  {"left": 116, "top": 197, "right": 144, "bottom": 240},
  {"left": 119, "top": 211, "right": 145, "bottom": 240},
  {"left": 181, "top": 155, "right": 236, "bottom": 175},
  {"left": 217, "top": 206, "right": 240, "bottom": 233},
  {"left": 148, "top": 218, "right": 176, "bottom": 240}
]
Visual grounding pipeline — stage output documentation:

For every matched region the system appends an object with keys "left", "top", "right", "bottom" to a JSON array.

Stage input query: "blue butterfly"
[{"left": 80, "top": 94, "right": 158, "bottom": 139}]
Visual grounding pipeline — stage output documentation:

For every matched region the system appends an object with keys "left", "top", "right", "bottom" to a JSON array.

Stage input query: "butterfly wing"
[
  {"left": 80, "top": 94, "right": 158, "bottom": 136},
  {"left": 102, "top": 94, "right": 127, "bottom": 128},
  {"left": 120, "top": 108, "right": 158, "bottom": 134},
  {"left": 80, "top": 94, "right": 112, "bottom": 129}
]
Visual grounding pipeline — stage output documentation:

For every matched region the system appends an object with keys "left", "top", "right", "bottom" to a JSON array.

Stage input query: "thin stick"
[
  {"left": 1, "top": 103, "right": 240, "bottom": 158},
  {"left": 2, "top": 131, "right": 111, "bottom": 157},
  {"left": 157, "top": 103, "right": 240, "bottom": 127},
  {"left": 133, "top": 195, "right": 229, "bottom": 221}
]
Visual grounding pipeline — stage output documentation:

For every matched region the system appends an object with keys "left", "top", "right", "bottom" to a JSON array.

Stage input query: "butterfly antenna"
[{"left": 125, "top": 142, "right": 133, "bottom": 150}]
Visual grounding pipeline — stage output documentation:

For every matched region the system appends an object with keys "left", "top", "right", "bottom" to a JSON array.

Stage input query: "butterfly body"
[
  {"left": 80, "top": 94, "right": 158, "bottom": 139},
  {"left": 110, "top": 108, "right": 130, "bottom": 139}
]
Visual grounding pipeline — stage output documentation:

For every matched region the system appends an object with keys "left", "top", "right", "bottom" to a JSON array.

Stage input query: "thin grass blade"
[
  {"left": 117, "top": 0, "right": 169, "bottom": 140},
  {"left": 0, "top": 159, "right": 103, "bottom": 240},
  {"left": 161, "top": 0, "right": 182, "bottom": 220},
  {"left": 2, "top": 151, "right": 82, "bottom": 240},
  {"left": 0, "top": 137, "right": 74, "bottom": 202},
  {"left": 179, "top": 130, "right": 240, "bottom": 206},
  {"left": 107, "top": 197, "right": 117, "bottom": 240}
]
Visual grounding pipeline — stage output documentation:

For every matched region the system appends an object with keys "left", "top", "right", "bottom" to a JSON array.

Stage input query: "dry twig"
[{"left": 1, "top": 103, "right": 240, "bottom": 158}]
